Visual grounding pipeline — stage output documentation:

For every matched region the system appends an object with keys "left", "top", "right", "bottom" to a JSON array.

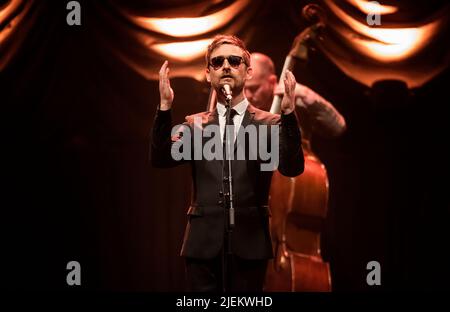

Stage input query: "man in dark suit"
[{"left": 151, "top": 35, "right": 304, "bottom": 292}]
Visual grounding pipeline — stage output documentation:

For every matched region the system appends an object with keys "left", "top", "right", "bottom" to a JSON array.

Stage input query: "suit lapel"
[
  {"left": 204, "top": 108, "right": 219, "bottom": 128},
  {"left": 235, "top": 105, "right": 256, "bottom": 153},
  {"left": 200, "top": 109, "right": 224, "bottom": 173}
]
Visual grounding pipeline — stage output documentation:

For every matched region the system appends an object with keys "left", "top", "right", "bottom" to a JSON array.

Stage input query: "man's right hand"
[
  {"left": 274, "top": 82, "right": 319, "bottom": 108},
  {"left": 159, "top": 60, "right": 174, "bottom": 111}
]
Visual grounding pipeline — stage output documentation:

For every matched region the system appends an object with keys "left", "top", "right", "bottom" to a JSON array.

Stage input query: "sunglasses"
[{"left": 209, "top": 55, "right": 245, "bottom": 70}]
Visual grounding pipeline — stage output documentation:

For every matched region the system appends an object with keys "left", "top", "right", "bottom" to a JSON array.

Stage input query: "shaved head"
[
  {"left": 251, "top": 53, "right": 275, "bottom": 78},
  {"left": 245, "top": 53, "right": 277, "bottom": 111}
]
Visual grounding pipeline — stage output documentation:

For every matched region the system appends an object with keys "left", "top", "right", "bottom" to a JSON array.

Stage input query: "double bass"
[
  {"left": 264, "top": 5, "right": 332, "bottom": 292},
  {"left": 264, "top": 141, "right": 331, "bottom": 291}
]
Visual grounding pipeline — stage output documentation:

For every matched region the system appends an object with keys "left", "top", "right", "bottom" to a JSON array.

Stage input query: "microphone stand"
[{"left": 222, "top": 95, "right": 235, "bottom": 292}]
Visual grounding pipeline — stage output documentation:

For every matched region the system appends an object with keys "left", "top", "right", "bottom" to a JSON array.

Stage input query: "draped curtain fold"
[
  {"left": 88, "top": 0, "right": 262, "bottom": 81},
  {"left": 0, "top": 0, "right": 38, "bottom": 71},
  {"left": 315, "top": 0, "right": 450, "bottom": 88},
  {"left": 1, "top": 0, "right": 449, "bottom": 86}
]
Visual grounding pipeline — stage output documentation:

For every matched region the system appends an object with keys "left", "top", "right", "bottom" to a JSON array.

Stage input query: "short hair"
[
  {"left": 251, "top": 53, "right": 275, "bottom": 77},
  {"left": 205, "top": 35, "right": 251, "bottom": 68}
]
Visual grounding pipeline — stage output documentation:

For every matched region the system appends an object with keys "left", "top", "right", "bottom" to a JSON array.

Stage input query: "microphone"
[{"left": 221, "top": 84, "right": 232, "bottom": 102}]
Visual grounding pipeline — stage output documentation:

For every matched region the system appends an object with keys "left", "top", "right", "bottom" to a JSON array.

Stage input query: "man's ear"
[
  {"left": 269, "top": 74, "right": 277, "bottom": 87},
  {"left": 246, "top": 66, "right": 253, "bottom": 80},
  {"left": 205, "top": 68, "right": 211, "bottom": 83}
]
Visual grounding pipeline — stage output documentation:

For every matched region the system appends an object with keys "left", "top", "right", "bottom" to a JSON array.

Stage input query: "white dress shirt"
[{"left": 216, "top": 98, "right": 249, "bottom": 144}]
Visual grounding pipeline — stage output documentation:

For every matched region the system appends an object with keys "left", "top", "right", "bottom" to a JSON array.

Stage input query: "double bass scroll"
[{"left": 264, "top": 3, "right": 331, "bottom": 292}]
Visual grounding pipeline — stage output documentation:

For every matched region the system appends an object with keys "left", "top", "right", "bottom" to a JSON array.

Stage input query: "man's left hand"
[{"left": 280, "top": 70, "right": 296, "bottom": 115}]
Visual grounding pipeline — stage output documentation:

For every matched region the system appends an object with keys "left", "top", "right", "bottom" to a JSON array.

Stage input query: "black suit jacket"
[{"left": 151, "top": 104, "right": 304, "bottom": 260}]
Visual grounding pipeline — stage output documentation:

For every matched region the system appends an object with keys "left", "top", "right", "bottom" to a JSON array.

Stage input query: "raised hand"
[
  {"left": 275, "top": 83, "right": 318, "bottom": 108},
  {"left": 159, "top": 60, "right": 174, "bottom": 111},
  {"left": 280, "top": 70, "right": 296, "bottom": 115}
]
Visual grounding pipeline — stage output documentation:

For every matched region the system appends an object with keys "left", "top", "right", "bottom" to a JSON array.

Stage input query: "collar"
[{"left": 217, "top": 98, "right": 249, "bottom": 117}]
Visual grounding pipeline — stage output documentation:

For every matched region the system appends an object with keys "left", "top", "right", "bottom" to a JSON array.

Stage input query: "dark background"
[{"left": 1, "top": 0, "right": 449, "bottom": 291}]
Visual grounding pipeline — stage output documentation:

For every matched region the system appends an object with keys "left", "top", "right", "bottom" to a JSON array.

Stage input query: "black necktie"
[{"left": 223, "top": 108, "right": 238, "bottom": 159}]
